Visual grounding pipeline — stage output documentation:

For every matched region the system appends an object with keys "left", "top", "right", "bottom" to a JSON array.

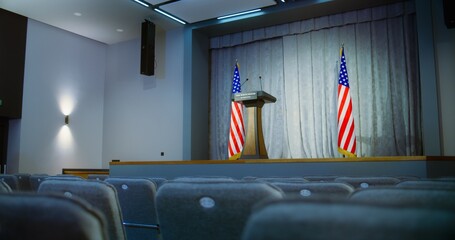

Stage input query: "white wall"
[
  {"left": 433, "top": 0, "right": 455, "bottom": 155},
  {"left": 7, "top": 19, "right": 185, "bottom": 174},
  {"left": 102, "top": 28, "right": 184, "bottom": 167},
  {"left": 13, "top": 19, "right": 106, "bottom": 174}
]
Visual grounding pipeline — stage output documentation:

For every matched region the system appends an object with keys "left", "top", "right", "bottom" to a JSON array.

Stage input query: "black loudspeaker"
[
  {"left": 443, "top": 0, "right": 454, "bottom": 28},
  {"left": 141, "top": 20, "right": 155, "bottom": 76}
]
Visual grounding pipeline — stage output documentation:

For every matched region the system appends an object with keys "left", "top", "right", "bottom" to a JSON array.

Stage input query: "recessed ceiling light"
[
  {"left": 217, "top": 9, "right": 262, "bottom": 20},
  {"left": 73, "top": 12, "right": 82, "bottom": 17},
  {"left": 116, "top": 29, "right": 124, "bottom": 32},
  {"left": 154, "top": 8, "right": 186, "bottom": 25},
  {"left": 133, "top": 0, "right": 150, "bottom": 8}
]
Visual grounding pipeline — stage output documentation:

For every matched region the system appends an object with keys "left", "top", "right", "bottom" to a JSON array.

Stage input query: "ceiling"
[{"left": 0, "top": 0, "right": 398, "bottom": 45}]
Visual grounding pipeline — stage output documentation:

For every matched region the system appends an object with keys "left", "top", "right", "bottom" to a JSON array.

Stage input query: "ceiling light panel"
[
  {"left": 144, "top": 0, "right": 172, "bottom": 5},
  {"left": 160, "top": 0, "right": 276, "bottom": 23}
]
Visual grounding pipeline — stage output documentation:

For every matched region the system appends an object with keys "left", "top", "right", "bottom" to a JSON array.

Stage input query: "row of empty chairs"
[
  {"left": 2, "top": 173, "right": 454, "bottom": 191},
  {"left": 0, "top": 173, "right": 169, "bottom": 192},
  {"left": 1, "top": 174, "right": 455, "bottom": 240},
  {"left": 242, "top": 197, "right": 455, "bottom": 240},
  {"left": 0, "top": 173, "right": 75, "bottom": 192},
  {"left": 0, "top": 192, "right": 108, "bottom": 240}
]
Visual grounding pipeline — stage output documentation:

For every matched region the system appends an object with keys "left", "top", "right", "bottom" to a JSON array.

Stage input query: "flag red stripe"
[
  {"left": 232, "top": 102, "right": 244, "bottom": 143},
  {"left": 230, "top": 127, "right": 241, "bottom": 154},
  {"left": 339, "top": 99, "right": 353, "bottom": 148},
  {"left": 340, "top": 99, "right": 352, "bottom": 138},
  {"left": 337, "top": 85, "right": 348, "bottom": 121},
  {"left": 231, "top": 104, "right": 244, "bottom": 146},
  {"left": 344, "top": 122, "right": 355, "bottom": 150},
  {"left": 342, "top": 113, "right": 355, "bottom": 150}
]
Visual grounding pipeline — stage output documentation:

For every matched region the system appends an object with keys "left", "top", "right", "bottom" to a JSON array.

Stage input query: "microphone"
[
  {"left": 240, "top": 78, "right": 249, "bottom": 87},
  {"left": 259, "top": 76, "right": 263, "bottom": 91}
]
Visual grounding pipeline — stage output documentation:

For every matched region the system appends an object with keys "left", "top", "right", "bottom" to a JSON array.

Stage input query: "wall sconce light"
[{"left": 64, "top": 115, "right": 69, "bottom": 125}]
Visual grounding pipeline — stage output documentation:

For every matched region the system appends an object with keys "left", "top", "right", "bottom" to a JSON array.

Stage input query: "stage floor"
[{"left": 109, "top": 156, "right": 455, "bottom": 179}]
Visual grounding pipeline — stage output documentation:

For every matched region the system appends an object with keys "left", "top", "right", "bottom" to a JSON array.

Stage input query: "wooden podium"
[{"left": 232, "top": 91, "right": 276, "bottom": 159}]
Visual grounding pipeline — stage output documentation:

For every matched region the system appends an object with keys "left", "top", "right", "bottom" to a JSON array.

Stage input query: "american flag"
[
  {"left": 337, "top": 47, "right": 356, "bottom": 157},
  {"left": 228, "top": 63, "right": 245, "bottom": 160}
]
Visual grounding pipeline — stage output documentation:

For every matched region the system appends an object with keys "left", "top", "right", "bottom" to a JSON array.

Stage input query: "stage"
[{"left": 109, "top": 156, "right": 455, "bottom": 179}]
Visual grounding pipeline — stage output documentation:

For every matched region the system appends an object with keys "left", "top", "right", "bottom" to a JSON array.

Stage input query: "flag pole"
[{"left": 341, "top": 43, "right": 345, "bottom": 159}]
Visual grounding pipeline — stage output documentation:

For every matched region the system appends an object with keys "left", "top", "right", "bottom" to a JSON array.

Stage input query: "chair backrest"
[
  {"left": 271, "top": 182, "right": 354, "bottom": 199},
  {"left": 88, "top": 174, "right": 109, "bottom": 181},
  {"left": 242, "top": 176, "right": 258, "bottom": 181},
  {"left": 350, "top": 188, "right": 455, "bottom": 211},
  {"left": 14, "top": 173, "right": 32, "bottom": 191},
  {"left": 255, "top": 177, "right": 308, "bottom": 183},
  {"left": 335, "top": 176, "right": 401, "bottom": 189},
  {"left": 437, "top": 177, "right": 455, "bottom": 181},
  {"left": 172, "top": 176, "right": 236, "bottom": 182},
  {"left": 156, "top": 180, "right": 284, "bottom": 240},
  {"left": 146, "top": 177, "right": 167, "bottom": 188},
  {"left": 29, "top": 174, "right": 49, "bottom": 192},
  {"left": 242, "top": 199, "right": 455, "bottom": 240},
  {"left": 303, "top": 175, "right": 339, "bottom": 182},
  {"left": 38, "top": 179, "right": 126, "bottom": 240},
  {"left": 49, "top": 175, "right": 85, "bottom": 180},
  {"left": 0, "top": 174, "right": 19, "bottom": 191},
  {"left": 105, "top": 177, "right": 159, "bottom": 240},
  {"left": 394, "top": 175, "right": 420, "bottom": 181},
  {"left": 0, "top": 193, "right": 108, "bottom": 240},
  {"left": 396, "top": 180, "right": 455, "bottom": 190},
  {"left": 0, "top": 181, "right": 12, "bottom": 193}
]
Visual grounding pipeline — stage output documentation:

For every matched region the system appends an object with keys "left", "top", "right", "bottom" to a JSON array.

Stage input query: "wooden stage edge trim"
[{"left": 109, "top": 156, "right": 455, "bottom": 166}]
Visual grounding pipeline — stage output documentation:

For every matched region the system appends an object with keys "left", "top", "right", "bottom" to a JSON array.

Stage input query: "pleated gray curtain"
[{"left": 209, "top": 1, "right": 421, "bottom": 159}]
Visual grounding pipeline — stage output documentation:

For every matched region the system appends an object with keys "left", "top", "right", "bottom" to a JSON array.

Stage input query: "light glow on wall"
[
  {"left": 59, "top": 93, "right": 76, "bottom": 116},
  {"left": 56, "top": 125, "right": 74, "bottom": 151}
]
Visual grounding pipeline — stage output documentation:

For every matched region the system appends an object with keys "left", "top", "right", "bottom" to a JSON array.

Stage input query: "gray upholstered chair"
[
  {"left": 105, "top": 177, "right": 160, "bottom": 240},
  {"left": 437, "top": 177, "right": 455, "bottom": 181},
  {"left": 394, "top": 175, "right": 420, "bottom": 181},
  {"left": 350, "top": 188, "right": 455, "bottom": 211},
  {"left": 14, "top": 173, "right": 32, "bottom": 191},
  {"left": 0, "top": 180, "right": 12, "bottom": 193},
  {"left": 271, "top": 182, "right": 354, "bottom": 199},
  {"left": 0, "top": 174, "right": 19, "bottom": 191},
  {"left": 242, "top": 199, "right": 455, "bottom": 240},
  {"left": 156, "top": 180, "right": 284, "bottom": 240},
  {"left": 335, "top": 176, "right": 401, "bottom": 189},
  {"left": 303, "top": 175, "right": 339, "bottom": 182},
  {"left": 50, "top": 174, "right": 85, "bottom": 180},
  {"left": 29, "top": 174, "right": 49, "bottom": 192},
  {"left": 396, "top": 180, "right": 455, "bottom": 190},
  {"left": 87, "top": 174, "right": 109, "bottom": 181},
  {"left": 242, "top": 176, "right": 258, "bottom": 181},
  {"left": 146, "top": 177, "right": 167, "bottom": 188},
  {"left": 38, "top": 179, "right": 126, "bottom": 240},
  {"left": 255, "top": 177, "right": 308, "bottom": 183},
  {"left": 172, "top": 176, "right": 236, "bottom": 182},
  {"left": 0, "top": 192, "right": 108, "bottom": 240}
]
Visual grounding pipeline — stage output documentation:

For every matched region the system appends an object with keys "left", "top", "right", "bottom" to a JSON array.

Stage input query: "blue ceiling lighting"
[
  {"left": 154, "top": 8, "right": 187, "bottom": 25},
  {"left": 133, "top": 0, "right": 150, "bottom": 8},
  {"left": 217, "top": 9, "right": 262, "bottom": 20}
]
